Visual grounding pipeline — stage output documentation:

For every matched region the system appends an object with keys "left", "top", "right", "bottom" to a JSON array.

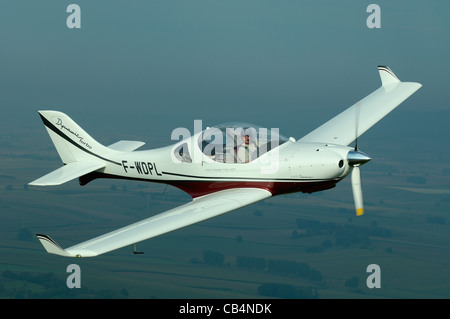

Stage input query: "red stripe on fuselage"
[
  {"left": 166, "top": 180, "right": 337, "bottom": 198},
  {"left": 79, "top": 172, "right": 338, "bottom": 198}
]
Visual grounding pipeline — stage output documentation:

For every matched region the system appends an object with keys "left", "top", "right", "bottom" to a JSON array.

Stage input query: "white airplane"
[{"left": 30, "top": 66, "right": 421, "bottom": 258}]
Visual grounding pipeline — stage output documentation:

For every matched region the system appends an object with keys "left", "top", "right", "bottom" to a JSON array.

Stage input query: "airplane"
[{"left": 30, "top": 66, "right": 421, "bottom": 258}]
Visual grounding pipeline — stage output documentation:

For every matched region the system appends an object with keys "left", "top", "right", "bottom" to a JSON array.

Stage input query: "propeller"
[{"left": 348, "top": 101, "right": 371, "bottom": 216}]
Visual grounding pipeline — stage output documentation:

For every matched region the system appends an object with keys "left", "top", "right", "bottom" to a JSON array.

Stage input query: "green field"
[{"left": 2, "top": 126, "right": 450, "bottom": 299}]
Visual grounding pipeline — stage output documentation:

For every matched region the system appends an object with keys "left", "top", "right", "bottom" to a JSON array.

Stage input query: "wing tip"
[
  {"left": 36, "top": 234, "right": 75, "bottom": 257},
  {"left": 378, "top": 65, "right": 400, "bottom": 86}
]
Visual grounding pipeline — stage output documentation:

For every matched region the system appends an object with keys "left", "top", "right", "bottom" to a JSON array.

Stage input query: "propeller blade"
[
  {"left": 354, "top": 101, "right": 361, "bottom": 151},
  {"left": 351, "top": 166, "right": 364, "bottom": 216}
]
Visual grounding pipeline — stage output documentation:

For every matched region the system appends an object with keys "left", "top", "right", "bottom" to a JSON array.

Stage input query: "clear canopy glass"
[{"left": 197, "top": 122, "right": 288, "bottom": 164}]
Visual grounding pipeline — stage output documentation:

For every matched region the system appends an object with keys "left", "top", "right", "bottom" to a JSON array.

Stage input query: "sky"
[
  {"left": 1, "top": 0, "right": 450, "bottom": 299},
  {"left": 1, "top": 0, "right": 448, "bottom": 145}
]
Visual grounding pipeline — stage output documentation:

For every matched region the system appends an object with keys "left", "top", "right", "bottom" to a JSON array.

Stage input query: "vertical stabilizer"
[{"left": 37, "top": 110, "right": 118, "bottom": 164}]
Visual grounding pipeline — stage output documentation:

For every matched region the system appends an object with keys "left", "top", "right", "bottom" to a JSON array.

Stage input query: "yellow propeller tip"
[{"left": 356, "top": 208, "right": 364, "bottom": 216}]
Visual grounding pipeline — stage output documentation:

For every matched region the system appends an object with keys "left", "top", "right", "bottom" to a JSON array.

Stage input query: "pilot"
[{"left": 236, "top": 130, "right": 257, "bottom": 163}]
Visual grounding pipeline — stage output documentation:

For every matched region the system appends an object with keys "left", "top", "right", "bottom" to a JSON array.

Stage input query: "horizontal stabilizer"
[
  {"left": 29, "top": 161, "right": 105, "bottom": 186},
  {"left": 108, "top": 140, "right": 145, "bottom": 152}
]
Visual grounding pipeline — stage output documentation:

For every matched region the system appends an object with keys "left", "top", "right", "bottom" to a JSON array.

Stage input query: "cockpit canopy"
[
  {"left": 172, "top": 122, "right": 289, "bottom": 164},
  {"left": 198, "top": 122, "right": 288, "bottom": 164}
]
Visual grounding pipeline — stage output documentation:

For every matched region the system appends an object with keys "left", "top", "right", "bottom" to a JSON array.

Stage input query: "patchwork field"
[{"left": 1, "top": 126, "right": 450, "bottom": 299}]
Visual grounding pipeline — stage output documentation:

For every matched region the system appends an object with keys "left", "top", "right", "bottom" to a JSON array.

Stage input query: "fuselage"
[{"left": 81, "top": 136, "right": 354, "bottom": 198}]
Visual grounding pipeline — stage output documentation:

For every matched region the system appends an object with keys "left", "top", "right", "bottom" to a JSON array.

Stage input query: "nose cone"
[{"left": 347, "top": 150, "right": 371, "bottom": 166}]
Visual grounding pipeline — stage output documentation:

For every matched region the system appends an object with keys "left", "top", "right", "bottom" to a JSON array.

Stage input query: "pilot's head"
[{"left": 240, "top": 128, "right": 256, "bottom": 144}]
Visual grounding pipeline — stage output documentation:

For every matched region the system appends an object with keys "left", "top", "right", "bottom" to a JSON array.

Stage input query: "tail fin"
[
  {"left": 30, "top": 111, "right": 121, "bottom": 186},
  {"left": 37, "top": 110, "right": 118, "bottom": 164}
]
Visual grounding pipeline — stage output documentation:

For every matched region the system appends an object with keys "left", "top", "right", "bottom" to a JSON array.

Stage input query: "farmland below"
[{"left": 2, "top": 125, "right": 450, "bottom": 299}]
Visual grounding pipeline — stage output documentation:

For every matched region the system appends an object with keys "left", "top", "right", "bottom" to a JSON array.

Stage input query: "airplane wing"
[
  {"left": 29, "top": 161, "right": 105, "bottom": 186},
  {"left": 298, "top": 66, "right": 422, "bottom": 146},
  {"left": 36, "top": 188, "right": 272, "bottom": 257}
]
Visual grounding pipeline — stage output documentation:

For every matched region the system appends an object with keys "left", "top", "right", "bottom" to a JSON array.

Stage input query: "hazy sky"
[{"left": 0, "top": 0, "right": 448, "bottom": 145}]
